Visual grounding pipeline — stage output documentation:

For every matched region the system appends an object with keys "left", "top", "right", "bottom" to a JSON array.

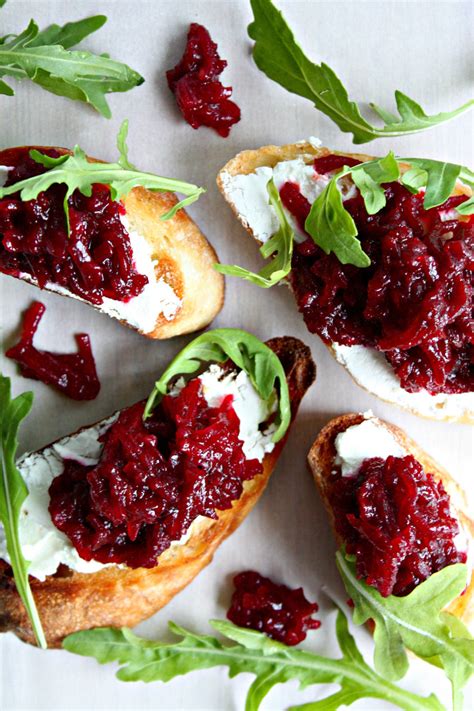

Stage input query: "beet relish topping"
[
  {"left": 0, "top": 147, "right": 148, "bottom": 305},
  {"left": 328, "top": 454, "right": 466, "bottom": 597},
  {"left": 49, "top": 376, "right": 263, "bottom": 568},
  {"left": 167, "top": 23, "right": 241, "bottom": 137},
  {"left": 227, "top": 571, "right": 320, "bottom": 646},
  {"left": 284, "top": 154, "right": 474, "bottom": 395},
  {"left": 6, "top": 302, "right": 100, "bottom": 400}
]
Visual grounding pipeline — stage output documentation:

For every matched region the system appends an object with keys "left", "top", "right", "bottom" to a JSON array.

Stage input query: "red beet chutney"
[
  {"left": 6, "top": 301, "right": 100, "bottom": 401},
  {"left": 283, "top": 154, "right": 474, "bottom": 396},
  {"left": 0, "top": 147, "right": 147, "bottom": 305},
  {"left": 49, "top": 376, "right": 262, "bottom": 568},
  {"left": 167, "top": 23, "right": 241, "bottom": 137},
  {"left": 227, "top": 570, "right": 320, "bottom": 645},
  {"left": 328, "top": 454, "right": 466, "bottom": 597}
]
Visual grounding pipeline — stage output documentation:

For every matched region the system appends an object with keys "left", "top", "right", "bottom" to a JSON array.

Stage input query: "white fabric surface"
[{"left": 0, "top": 1, "right": 473, "bottom": 709}]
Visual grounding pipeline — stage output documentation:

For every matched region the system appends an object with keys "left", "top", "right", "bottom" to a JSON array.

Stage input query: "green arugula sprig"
[
  {"left": 0, "top": 13, "right": 143, "bottom": 116},
  {"left": 249, "top": 0, "right": 473, "bottom": 144},
  {"left": 305, "top": 154, "right": 474, "bottom": 266},
  {"left": 337, "top": 552, "right": 474, "bottom": 711},
  {"left": 63, "top": 609, "right": 443, "bottom": 711},
  {"left": 219, "top": 152, "right": 473, "bottom": 282},
  {"left": 215, "top": 178, "right": 295, "bottom": 287},
  {"left": 0, "top": 120, "right": 205, "bottom": 233},
  {"left": 0, "top": 375, "right": 46, "bottom": 648},
  {"left": 144, "top": 328, "right": 290, "bottom": 443}
]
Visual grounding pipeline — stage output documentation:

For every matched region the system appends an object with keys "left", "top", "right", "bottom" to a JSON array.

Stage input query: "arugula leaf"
[
  {"left": 63, "top": 610, "right": 444, "bottom": 711},
  {"left": 215, "top": 178, "right": 294, "bottom": 286},
  {"left": 143, "top": 328, "right": 290, "bottom": 443},
  {"left": 0, "top": 120, "right": 205, "bottom": 232},
  {"left": 0, "top": 375, "right": 46, "bottom": 648},
  {"left": 401, "top": 158, "right": 464, "bottom": 210},
  {"left": 26, "top": 16, "right": 107, "bottom": 50},
  {"left": 248, "top": 0, "right": 473, "bottom": 144},
  {"left": 305, "top": 175, "right": 369, "bottom": 266},
  {"left": 0, "top": 16, "right": 142, "bottom": 116},
  {"left": 337, "top": 551, "right": 474, "bottom": 709}
]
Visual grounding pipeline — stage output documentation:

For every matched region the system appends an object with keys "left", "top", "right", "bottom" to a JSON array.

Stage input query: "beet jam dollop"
[
  {"left": 166, "top": 23, "right": 241, "bottom": 137},
  {"left": 0, "top": 147, "right": 148, "bottom": 305},
  {"left": 227, "top": 570, "right": 320, "bottom": 646},
  {"left": 328, "top": 454, "right": 467, "bottom": 597},
  {"left": 48, "top": 376, "right": 262, "bottom": 568},
  {"left": 285, "top": 155, "right": 474, "bottom": 396},
  {"left": 6, "top": 301, "right": 100, "bottom": 400}
]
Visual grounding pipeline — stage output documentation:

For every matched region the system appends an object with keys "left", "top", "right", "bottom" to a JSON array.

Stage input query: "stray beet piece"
[
  {"left": 49, "top": 377, "right": 262, "bottom": 568},
  {"left": 6, "top": 301, "right": 100, "bottom": 401},
  {"left": 227, "top": 571, "right": 321, "bottom": 646},
  {"left": 166, "top": 23, "right": 241, "bottom": 137},
  {"left": 328, "top": 455, "right": 467, "bottom": 597}
]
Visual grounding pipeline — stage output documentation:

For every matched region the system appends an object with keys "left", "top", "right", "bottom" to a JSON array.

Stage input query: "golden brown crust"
[
  {"left": 0, "top": 146, "right": 224, "bottom": 339},
  {"left": 0, "top": 336, "right": 315, "bottom": 647},
  {"left": 217, "top": 141, "right": 473, "bottom": 423},
  {"left": 307, "top": 413, "right": 474, "bottom": 625}
]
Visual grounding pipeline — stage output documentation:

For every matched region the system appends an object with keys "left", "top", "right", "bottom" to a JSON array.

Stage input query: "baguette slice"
[
  {"left": 0, "top": 146, "right": 224, "bottom": 339},
  {"left": 0, "top": 336, "right": 316, "bottom": 647},
  {"left": 308, "top": 413, "right": 474, "bottom": 625},
  {"left": 217, "top": 141, "right": 473, "bottom": 424}
]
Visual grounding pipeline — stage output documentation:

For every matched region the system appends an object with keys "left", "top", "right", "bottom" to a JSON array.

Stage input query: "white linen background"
[{"left": 0, "top": 1, "right": 472, "bottom": 709}]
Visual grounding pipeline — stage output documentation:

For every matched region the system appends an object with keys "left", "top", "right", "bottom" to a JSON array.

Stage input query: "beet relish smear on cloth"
[
  {"left": 227, "top": 570, "right": 321, "bottom": 645},
  {"left": 328, "top": 454, "right": 467, "bottom": 597},
  {"left": 49, "top": 376, "right": 263, "bottom": 568},
  {"left": 6, "top": 302, "right": 100, "bottom": 401},
  {"left": 0, "top": 147, "right": 148, "bottom": 305},
  {"left": 283, "top": 155, "right": 474, "bottom": 396},
  {"left": 167, "top": 23, "right": 241, "bottom": 137}
]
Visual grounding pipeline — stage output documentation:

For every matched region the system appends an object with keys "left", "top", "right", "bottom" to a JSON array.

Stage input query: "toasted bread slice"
[
  {"left": 0, "top": 336, "right": 315, "bottom": 647},
  {"left": 307, "top": 413, "right": 474, "bottom": 624},
  {"left": 0, "top": 146, "right": 224, "bottom": 339},
  {"left": 217, "top": 141, "right": 473, "bottom": 424}
]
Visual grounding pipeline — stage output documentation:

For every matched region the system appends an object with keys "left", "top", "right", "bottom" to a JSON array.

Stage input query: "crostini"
[
  {"left": 308, "top": 412, "right": 473, "bottom": 622},
  {"left": 0, "top": 330, "right": 315, "bottom": 647},
  {"left": 0, "top": 130, "right": 224, "bottom": 339},
  {"left": 217, "top": 141, "right": 473, "bottom": 423}
]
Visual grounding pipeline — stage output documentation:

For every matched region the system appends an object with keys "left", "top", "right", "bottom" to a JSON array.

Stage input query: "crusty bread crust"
[
  {"left": 0, "top": 337, "right": 316, "bottom": 647},
  {"left": 0, "top": 146, "right": 224, "bottom": 339},
  {"left": 307, "top": 413, "right": 474, "bottom": 625},
  {"left": 217, "top": 141, "right": 473, "bottom": 423}
]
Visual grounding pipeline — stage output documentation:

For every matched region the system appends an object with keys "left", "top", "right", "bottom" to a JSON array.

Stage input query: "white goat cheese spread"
[
  {"left": 0, "top": 368, "right": 276, "bottom": 580},
  {"left": 220, "top": 154, "right": 331, "bottom": 243},
  {"left": 334, "top": 416, "right": 405, "bottom": 477},
  {"left": 333, "top": 344, "right": 474, "bottom": 421},
  {"left": 334, "top": 415, "right": 469, "bottom": 558},
  {"left": 19, "top": 215, "right": 182, "bottom": 334}
]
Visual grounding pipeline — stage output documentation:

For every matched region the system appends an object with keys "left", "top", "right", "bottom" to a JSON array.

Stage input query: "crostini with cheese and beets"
[
  {"left": 217, "top": 141, "right": 473, "bottom": 423},
  {"left": 0, "top": 329, "right": 315, "bottom": 647},
  {"left": 307, "top": 412, "right": 474, "bottom": 696},
  {"left": 0, "top": 122, "right": 224, "bottom": 339}
]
